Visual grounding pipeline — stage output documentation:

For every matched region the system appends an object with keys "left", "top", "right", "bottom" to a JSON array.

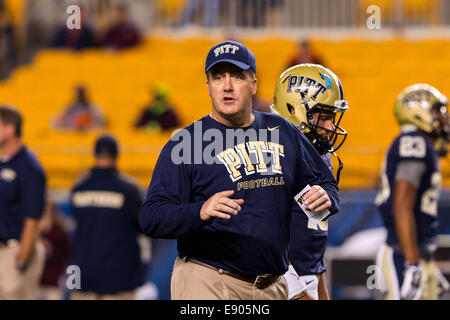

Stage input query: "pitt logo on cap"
[
  {"left": 0, "top": 168, "right": 17, "bottom": 182},
  {"left": 286, "top": 75, "right": 327, "bottom": 101},
  {"left": 214, "top": 44, "right": 240, "bottom": 57}
]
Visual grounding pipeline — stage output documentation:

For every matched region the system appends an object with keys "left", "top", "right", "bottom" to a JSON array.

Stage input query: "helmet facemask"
[
  {"left": 271, "top": 63, "right": 349, "bottom": 184},
  {"left": 431, "top": 102, "right": 450, "bottom": 157},
  {"left": 294, "top": 101, "right": 348, "bottom": 155}
]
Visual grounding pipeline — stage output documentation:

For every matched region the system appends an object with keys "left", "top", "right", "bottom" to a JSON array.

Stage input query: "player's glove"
[{"left": 400, "top": 263, "right": 423, "bottom": 300}]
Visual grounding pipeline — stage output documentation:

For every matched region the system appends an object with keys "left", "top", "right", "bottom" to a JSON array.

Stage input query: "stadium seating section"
[{"left": 0, "top": 37, "right": 449, "bottom": 189}]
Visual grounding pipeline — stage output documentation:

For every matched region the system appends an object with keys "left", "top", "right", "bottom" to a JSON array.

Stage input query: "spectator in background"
[
  {"left": 237, "top": 0, "right": 262, "bottom": 27},
  {"left": 50, "top": 5, "right": 96, "bottom": 51},
  {"left": 134, "top": 84, "right": 180, "bottom": 132},
  {"left": 38, "top": 201, "right": 71, "bottom": 300},
  {"left": 0, "top": 0, "right": 17, "bottom": 79},
  {"left": 101, "top": 2, "right": 141, "bottom": 50},
  {"left": 237, "top": 0, "right": 281, "bottom": 27},
  {"left": 69, "top": 135, "right": 146, "bottom": 300},
  {"left": 52, "top": 85, "right": 105, "bottom": 132},
  {"left": 286, "top": 39, "right": 324, "bottom": 69},
  {"left": 177, "top": 0, "right": 221, "bottom": 28}
]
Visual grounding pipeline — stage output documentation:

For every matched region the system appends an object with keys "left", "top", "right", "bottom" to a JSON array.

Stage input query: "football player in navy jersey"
[
  {"left": 271, "top": 64, "right": 349, "bottom": 300},
  {"left": 375, "top": 84, "right": 450, "bottom": 300}
]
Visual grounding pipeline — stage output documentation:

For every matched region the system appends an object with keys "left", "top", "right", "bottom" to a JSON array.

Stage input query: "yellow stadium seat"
[{"left": 2, "top": 37, "right": 450, "bottom": 189}]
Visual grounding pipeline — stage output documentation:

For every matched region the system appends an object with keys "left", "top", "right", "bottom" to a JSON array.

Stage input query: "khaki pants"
[
  {"left": 171, "top": 256, "right": 288, "bottom": 300},
  {"left": 70, "top": 289, "right": 137, "bottom": 300},
  {"left": 0, "top": 240, "right": 45, "bottom": 300}
]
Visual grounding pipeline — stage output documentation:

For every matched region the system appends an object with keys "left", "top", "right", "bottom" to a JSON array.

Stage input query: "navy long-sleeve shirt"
[{"left": 140, "top": 111, "right": 339, "bottom": 278}]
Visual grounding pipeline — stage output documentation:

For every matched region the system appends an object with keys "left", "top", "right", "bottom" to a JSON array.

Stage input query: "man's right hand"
[{"left": 200, "top": 190, "right": 244, "bottom": 222}]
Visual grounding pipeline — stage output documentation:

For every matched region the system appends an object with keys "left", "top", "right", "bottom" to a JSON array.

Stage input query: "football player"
[
  {"left": 271, "top": 64, "right": 349, "bottom": 300},
  {"left": 375, "top": 84, "right": 450, "bottom": 300}
]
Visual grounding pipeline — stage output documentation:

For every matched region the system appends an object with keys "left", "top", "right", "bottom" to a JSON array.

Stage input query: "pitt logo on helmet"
[
  {"left": 214, "top": 44, "right": 240, "bottom": 57},
  {"left": 286, "top": 75, "right": 328, "bottom": 101},
  {"left": 271, "top": 63, "right": 349, "bottom": 155}
]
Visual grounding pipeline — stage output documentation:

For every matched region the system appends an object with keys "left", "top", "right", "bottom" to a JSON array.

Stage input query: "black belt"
[{"left": 182, "top": 256, "right": 280, "bottom": 290}]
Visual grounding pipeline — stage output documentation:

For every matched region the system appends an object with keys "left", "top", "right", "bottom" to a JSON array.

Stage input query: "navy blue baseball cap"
[
  {"left": 205, "top": 40, "right": 256, "bottom": 74},
  {"left": 94, "top": 134, "right": 119, "bottom": 157}
]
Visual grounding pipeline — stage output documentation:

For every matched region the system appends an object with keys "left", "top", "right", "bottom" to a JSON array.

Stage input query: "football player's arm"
[
  {"left": 393, "top": 160, "right": 426, "bottom": 264},
  {"left": 317, "top": 273, "right": 330, "bottom": 300},
  {"left": 394, "top": 180, "right": 419, "bottom": 263}
]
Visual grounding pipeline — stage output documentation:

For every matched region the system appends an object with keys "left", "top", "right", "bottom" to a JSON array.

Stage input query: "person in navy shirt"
[
  {"left": 271, "top": 64, "right": 349, "bottom": 300},
  {"left": 139, "top": 40, "right": 340, "bottom": 300},
  {"left": 376, "top": 84, "right": 450, "bottom": 300},
  {"left": 69, "top": 135, "right": 145, "bottom": 300},
  {"left": 0, "top": 105, "right": 46, "bottom": 299}
]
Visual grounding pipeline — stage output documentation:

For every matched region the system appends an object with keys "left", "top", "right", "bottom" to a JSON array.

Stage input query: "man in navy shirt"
[
  {"left": 69, "top": 135, "right": 145, "bottom": 300},
  {"left": 139, "top": 40, "right": 340, "bottom": 300},
  {"left": 0, "top": 105, "right": 46, "bottom": 299},
  {"left": 375, "top": 84, "right": 449, "bottom": 300}
]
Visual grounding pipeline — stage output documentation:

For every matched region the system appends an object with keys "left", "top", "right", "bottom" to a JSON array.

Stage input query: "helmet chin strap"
[
  {"left": 309, "top": 134, "right": 344, "bottom": 184},
  {"left": 311, "top": 136, "right": 332, "bottom": 155}
]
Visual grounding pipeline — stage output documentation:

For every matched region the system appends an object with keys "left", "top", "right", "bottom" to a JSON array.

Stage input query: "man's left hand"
[{"left": 302, "top": 185, "right": 332, "bottom": 213}]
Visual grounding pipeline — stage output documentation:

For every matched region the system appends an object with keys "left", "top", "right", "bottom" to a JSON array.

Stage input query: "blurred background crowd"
[{"left": 0, "top": 0, "right": 450, "bottom": 300}]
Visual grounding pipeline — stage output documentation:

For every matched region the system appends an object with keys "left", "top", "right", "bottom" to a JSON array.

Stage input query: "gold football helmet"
[
  {"left": 271, "top": 63, "right": 349, "bottom": 154},
  {"left": 395, "top": 84, "right": 449, "bottom": 156}
]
